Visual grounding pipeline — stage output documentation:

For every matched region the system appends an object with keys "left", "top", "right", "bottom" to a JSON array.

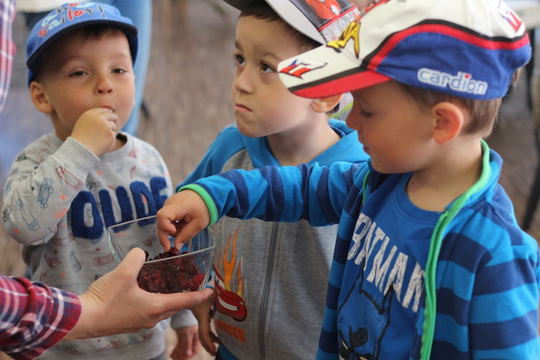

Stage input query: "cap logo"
[
  {"left": 417, "top": 68, "right": 488, "bottom": 95},
  {"left": 497, "top": 0, "right": 522, "bottom": 31},
  {"left": 279, "top": 58, "right": 327, "bottom": 78},
  {"left": 327, "top": 21, "right": 360, "bottom": 57},
  {"left": 37, "top": 3, "right": 105, "bottom": 39}
]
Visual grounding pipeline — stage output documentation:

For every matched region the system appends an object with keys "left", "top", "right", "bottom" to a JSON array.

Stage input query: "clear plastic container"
[{"left": 107, "top": 215, "right": 215, "bottom": 293}]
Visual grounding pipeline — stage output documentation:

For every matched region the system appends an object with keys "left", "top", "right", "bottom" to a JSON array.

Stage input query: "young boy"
[
  {"left": 157, "top": 0, "right": 540, "bottom": 359},
  {"left": 0, "top": 3, "right": 186, "bottom": 359},
  {"left": 178, "top": 1, "right": 365, "bottom": 359}
]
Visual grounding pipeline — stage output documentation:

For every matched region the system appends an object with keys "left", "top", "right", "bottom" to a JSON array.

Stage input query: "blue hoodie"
[{"left": 178, "top": 119, "right": 368, "bottom": 359}]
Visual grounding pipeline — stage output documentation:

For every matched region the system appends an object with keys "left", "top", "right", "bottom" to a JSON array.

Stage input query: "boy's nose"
[
  {"left": 233, "top": 67, "right": 253, "bottom": 94},
  {"left": 95, "top": 76, "right": 113, "bottom": 95}
]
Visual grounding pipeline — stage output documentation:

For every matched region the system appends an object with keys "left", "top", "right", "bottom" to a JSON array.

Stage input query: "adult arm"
[
  {"left": 0, "top": 248, "right": 212, "bottom": 359},
  {"left": 0, "top": 275, "right": 80, "bottom": 359}
]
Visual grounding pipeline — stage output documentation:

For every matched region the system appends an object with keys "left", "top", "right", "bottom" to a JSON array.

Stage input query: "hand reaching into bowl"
[{"left": 156, "top": 190, "right": 211, "bottom": 250}]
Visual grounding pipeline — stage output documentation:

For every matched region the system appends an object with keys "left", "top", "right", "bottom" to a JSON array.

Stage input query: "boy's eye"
[
  {"left": 112, "top": 68, "right": 126, "bottom": 74},
  {"left": 260, "top": 62, "right": 275, "bottom": 74},
  {"left": 233, "top": 54, "right": 245, "bottom": 67},
  {"left": 69, "top": 70, "right": 86, "bottom": 77},
  {"left": 360, "top": 109, "right": 373, "bottom": 117}
]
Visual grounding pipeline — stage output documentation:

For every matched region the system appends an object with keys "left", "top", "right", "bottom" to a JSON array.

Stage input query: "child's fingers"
[
  {"left": 198, "top": 327, "right": 219, "bottom": 356},
  {"left": 156, "top": 208, "right": 186, "bottom": 250},
  {"left": 172, "top": 218, "right": 207, "bottom": 248},
  {"left": 156, "top": 223, "right": 173, "bottom": 251}
]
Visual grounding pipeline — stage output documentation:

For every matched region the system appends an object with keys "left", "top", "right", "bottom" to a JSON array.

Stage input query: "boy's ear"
[
  {"left": 29, "top": 81, "right": 54, "bottom": 114},
  {"left": 311, "top": 94, "right": 343, "bottom": 113},
  {"left": 430, "top": 102, "right": 464, "bottom": 144}
]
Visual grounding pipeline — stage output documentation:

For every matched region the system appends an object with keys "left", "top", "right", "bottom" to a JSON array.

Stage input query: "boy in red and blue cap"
[{"left": 157, "top": 0, "right": 539, "bottom": 359}]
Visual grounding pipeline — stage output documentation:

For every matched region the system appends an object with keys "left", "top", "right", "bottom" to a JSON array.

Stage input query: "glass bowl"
[{"left": 107, "top": 215, "right": 215, "bottom": 293}]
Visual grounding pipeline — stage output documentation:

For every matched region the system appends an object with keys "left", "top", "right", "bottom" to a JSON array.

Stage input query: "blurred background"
[{"left": 0, "top": 0, "right": 539, "bottom": 359}]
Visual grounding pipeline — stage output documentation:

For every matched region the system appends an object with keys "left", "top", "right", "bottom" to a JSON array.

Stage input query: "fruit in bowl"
[
  {"left": 107, "top": 215, "right": 215, "bottom": 293},
  {"left": 138, "top": 247, "right": 206, "bottom": 293}
]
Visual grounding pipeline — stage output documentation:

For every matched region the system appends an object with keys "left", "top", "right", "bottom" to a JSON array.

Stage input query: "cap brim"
[
  {"left": 278, "top": 38, "right": 391, "bottom": 98},
  {"left": 26, "top": 19, "right": 138, "bottom": 71},
  {"left": 289, "top": 69, "right": 390, "bottom": 98}
]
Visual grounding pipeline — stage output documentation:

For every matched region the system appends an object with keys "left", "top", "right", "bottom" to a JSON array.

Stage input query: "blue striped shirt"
[{"left": 186, "top": 145, "right": 540, "bottom": 359}]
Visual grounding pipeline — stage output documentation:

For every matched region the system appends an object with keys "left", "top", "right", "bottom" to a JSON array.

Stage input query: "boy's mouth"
[{"left": 235, "top": 103, "right": 251, "bottom": 112}]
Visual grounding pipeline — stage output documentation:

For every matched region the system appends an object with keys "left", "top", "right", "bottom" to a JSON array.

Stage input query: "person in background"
[
  {"left": 16, "top": 0, "right": 152, "bottom": 135},
  {"left": 156, "top": 0, "right": 540, "bottom": 359},
  {"left": 0, "top": 3, "right": 194, "bottom": 359},
  {"left": 178, "top": 1, "right": 365, "bottom": 359}
]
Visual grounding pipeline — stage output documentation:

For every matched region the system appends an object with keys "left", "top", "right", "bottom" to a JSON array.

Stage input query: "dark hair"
[
  {"left": 35, "top": 24, "right": 131, "bottom": 82},
  {"left": 395, "top": 70, "right": 522, "bottom": 137},
  {"left": 239, "top": 2, "right": 339, "bottom": 114},
  {"left": 395, "top": 83, "right": 502, "bottom": 137}
]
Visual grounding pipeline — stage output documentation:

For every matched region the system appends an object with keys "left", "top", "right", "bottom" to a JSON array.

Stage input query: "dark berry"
[{"left": 136, "top": 247, "right": 205, "bottom": 293}]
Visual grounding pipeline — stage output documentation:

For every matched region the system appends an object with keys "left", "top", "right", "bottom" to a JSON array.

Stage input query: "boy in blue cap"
[
  {"left": 0, "top": 3, "right": 188, "bottom": 359},
  {"left": 156, "top": 0, "right": 540, "bottom": 359}
]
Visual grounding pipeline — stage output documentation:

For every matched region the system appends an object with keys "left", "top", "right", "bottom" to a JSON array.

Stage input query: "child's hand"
[
  {"left": 191, "top": 292, "right": 220, "bottom": 356},
  {"left": 71, "top": 107, "right": 120, "bottom": 156},
  {"left": 170, "top": 325, "right": 201, "bottom": 360},
  {"left": 157, "top": 190, "right": 211, "bottom": 250}
]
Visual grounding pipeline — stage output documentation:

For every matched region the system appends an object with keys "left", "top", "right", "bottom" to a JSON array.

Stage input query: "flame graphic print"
[{"left": 215, "top": 226, "right": 247, "bottom": 321}]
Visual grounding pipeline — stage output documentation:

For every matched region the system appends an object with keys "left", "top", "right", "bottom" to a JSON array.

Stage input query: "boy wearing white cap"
[
  {"left": 1, "top": 3, "right": 179, "bottom": 359},
  {"left": 157, "top": 0, "right": 540, "bottom": 358},
  {"left": 176, "top": 0, "right": 366, "bottom": 359}
]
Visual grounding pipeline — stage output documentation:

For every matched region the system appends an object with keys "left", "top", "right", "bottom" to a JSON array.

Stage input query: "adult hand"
[
  {"left": 64, "top": 248, "right": 213, "bottom": 341},
  {"left": 156, "top": 190, "right": 210, "bottom": 250}
]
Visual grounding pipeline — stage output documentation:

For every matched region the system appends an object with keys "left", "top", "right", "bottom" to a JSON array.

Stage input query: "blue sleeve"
[
  {"left": 466, "top": 247, "right": 540, "bottom": 358},
  {"left": 189, "top": 162, "right": 363, "bottom": 226},
  {"left": 429, "top": 205, "right": 540, "bottom": 359},
  {"left": 177, "top": 125, "right": 245, "bottom": 191}
]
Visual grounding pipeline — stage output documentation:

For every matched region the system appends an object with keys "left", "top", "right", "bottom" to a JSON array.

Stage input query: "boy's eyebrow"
[
  {"left": 258, "top": 49, "right": 282, "bottom": 63},
  {"left": 234, "top": 41, "right": 284, "bottom": 63}
]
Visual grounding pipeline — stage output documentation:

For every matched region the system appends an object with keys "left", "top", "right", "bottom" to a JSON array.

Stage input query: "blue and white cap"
[
  {"left": 26, "top": 2, "right": 138, "bottom": 86},
  {"left": 277, "top": 0, "right": 531, "bottom": 100}
]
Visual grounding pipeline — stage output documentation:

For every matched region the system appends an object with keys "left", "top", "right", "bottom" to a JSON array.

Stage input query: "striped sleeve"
[{"left": 0, "top": 276, "right": 81, "bottom": 359}]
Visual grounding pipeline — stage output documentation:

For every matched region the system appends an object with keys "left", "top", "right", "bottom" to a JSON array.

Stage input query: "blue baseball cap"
[
  {"left": 26, "top": 2, "right": 138, "bottom": 86},
  {"left": 277, "top": 0, "right": 531, "bottom": 100}
]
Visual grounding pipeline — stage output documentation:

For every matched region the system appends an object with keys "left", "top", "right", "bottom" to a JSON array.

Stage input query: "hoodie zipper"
[{"left": 258, "top": 222, "right": 279, "bottom": 359}]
